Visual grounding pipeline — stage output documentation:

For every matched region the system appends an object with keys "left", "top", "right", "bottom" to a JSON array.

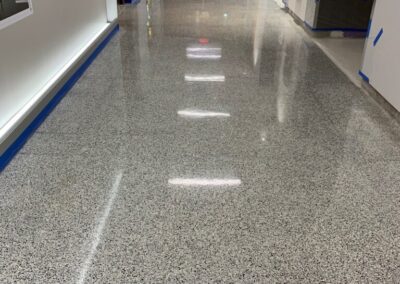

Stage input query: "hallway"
[{"left": 1, "top": 0, "right": 400, "bottom": 282}]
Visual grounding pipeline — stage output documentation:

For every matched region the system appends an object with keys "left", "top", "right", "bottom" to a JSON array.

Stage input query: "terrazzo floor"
[{"left": 2, "top": 0, "right": 400, "bottom": 283}]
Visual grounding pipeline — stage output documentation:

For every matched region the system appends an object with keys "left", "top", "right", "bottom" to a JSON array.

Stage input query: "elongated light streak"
[
  {"left": 177, "top": 110, "right": 230, "bottom": 118},
  {"left": 168, "top": 178, "right": 241, "bottom": 186},
  {"left": 186, "top": 47, "right": 221, "bottom": 52},
  {"left": 186, "top": 54, "right": 221, "bottom": 59},
  {"left": 184, "top": 75, "right": 225, "bottom": 82},
  {"left": 77, "top": 171, "right": 123, "bottom": 284}
]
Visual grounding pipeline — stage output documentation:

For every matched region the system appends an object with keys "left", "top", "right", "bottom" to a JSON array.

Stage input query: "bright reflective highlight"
[
  {"left": 177, "top": 109, "right": 230, "bottom": 118},
  {"left": 186, "top": 47, "right": 221, "bottom": 52},
  {"left": 187, "top": 54, "right": 222, "bottom": 59},
  {"left": 186, "top": 46, "right": 222, "bottom": 59},
  {"left": 184, "top": 75, "right": 225, "bottom": 82},
  {"left": 168, "top": 178, "right": 242, "bottom": 186}
]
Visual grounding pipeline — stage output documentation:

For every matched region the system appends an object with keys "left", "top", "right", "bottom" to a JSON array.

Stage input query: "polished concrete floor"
[{"left": 2, "top": 0, "right": 400, "bottom": 283}]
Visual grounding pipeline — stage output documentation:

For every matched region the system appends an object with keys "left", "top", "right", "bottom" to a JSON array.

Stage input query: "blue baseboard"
[
  {"left": 0, "top": 24, "right": 119, "bottom": 172},
  {"left": 124, "top": 0, "right": 141, "bottom": 4},
  {"left": 304, "top": 21, "right": 367, "bottom": 33},
  {"left": 358, "top": 70, "right": 370, "bottom": 83}
]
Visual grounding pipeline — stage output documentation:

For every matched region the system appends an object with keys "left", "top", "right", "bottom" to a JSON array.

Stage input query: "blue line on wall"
[
  {"left": 0, "top": 25, "right": 119, "bottom": 172},
  {"left": 373, "top": 28, "right": 383, "bottom": 46},
  {"left": 304, "top": 21, "right": 367, "bottom": 33},
  {"left": 358, "top": 70, "right": 370, "bottom": 83}
]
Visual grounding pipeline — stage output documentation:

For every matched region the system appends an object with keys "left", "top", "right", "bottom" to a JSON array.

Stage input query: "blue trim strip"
[
  {"left": 304, "top": 21, "right": 367, "bottom": 32},
  {"left": 358, "top": 70, "right": 370, "bottom": 83},
  {"left": 0, "top": 24, "right": 119, "bottom": 172},
  {"left": 124, "top": 0, "right": 141, "bottom": 4},
  {"left": 373, "top": 28, "right": 383, "bottom": 46}
]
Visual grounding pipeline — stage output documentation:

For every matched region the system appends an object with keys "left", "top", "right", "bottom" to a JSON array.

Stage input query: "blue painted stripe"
[
  {"left": 373, "top": 28, "right": 383, "bottom": 46},
  {"left": 124, "top": 0, "right": 141, "bottom": 4},
  {"left": 0, "top": 25, "right": 119, "bottom": 172},
  {"left": 358, "top": 70, "right": 370, "bottom": 83},
  {"left": 303, "top": 21, "right": 367, "bottom": 32}
]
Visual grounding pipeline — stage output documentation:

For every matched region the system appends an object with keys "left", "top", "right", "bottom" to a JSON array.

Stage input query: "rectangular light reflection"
[
  {"left": 177, "top": 110, "right": 230, "bottom": 118},
  {"left": 184, "top": 75, "right": 225, "bottom": 82},
  {"left": 186, "top": 54, "right": 222, "bottom": 59},
  {"left": 186, "top": 47, "right": 222, "bottom": 60},
  {"left": 186, "top": 47, "right": 221, "bottom": 52},
  {"left": 168, "top": 178, "right": 242, "bottom": 186}
]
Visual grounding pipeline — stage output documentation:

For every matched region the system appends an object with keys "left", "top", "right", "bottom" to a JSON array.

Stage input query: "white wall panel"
[
  {"left": 0, "top": 0, "right": 109, "bottom": 129},
  {"left": 106, "top": 0, "right": 118, "bottom": 22},
  {"left": 287, "top": 0, "right": 308, "bottom": 21},
  {"left": 361, "top": 0, "right": 400, "bottom": 111}
]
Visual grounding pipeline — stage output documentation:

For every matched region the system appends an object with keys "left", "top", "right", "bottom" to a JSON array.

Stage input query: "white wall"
[
  {"left": 273, "top": 0, "right": 285, "bottom": 9},
  {"left": 361, "top": 0, "right": 400, "bottom": 111},
  {"left": 0, "top": 0, "right": 111, "bottom": 132},
  {"left": 106, "top": 0, "right": 118, "bottom": 22},
  {"left": 287, "top": 0, "right": 308, "bottom": 21}
]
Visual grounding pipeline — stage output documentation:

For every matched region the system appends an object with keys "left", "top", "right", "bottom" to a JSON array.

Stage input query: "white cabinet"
[{"left": 0, "top": 0, "right": 109, "bottom": 138}]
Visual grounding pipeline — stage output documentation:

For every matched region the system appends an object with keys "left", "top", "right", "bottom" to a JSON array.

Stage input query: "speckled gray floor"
[{"left": 2, "top": 0, "right": 400, "bottom": 283}]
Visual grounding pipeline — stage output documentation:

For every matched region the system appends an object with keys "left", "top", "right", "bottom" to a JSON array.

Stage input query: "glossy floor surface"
[{"left": 2, "top": 0, "right": 400, "bottom": 283}]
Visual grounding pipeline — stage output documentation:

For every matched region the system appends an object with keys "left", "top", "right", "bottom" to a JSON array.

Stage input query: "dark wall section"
[
  {"left": 0, "top": 0, "right": 29, "bottom": 21},
  {"left": 315, "top": 0, "right": 374, "bottom": 30}
]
